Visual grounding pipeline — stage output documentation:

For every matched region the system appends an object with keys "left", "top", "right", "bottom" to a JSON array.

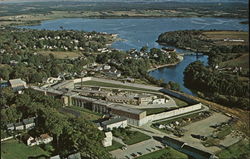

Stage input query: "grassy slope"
[
  {"left": 1, "top": 139, "right": 50, "bottom": 159},
  {"left": 137, "top": 147, "right": 188, "bottom": 159},
  {"left": 105, "top": 140, "right": 124, "bottom": 152},
  {"left": 217, "top": 139, "right": 250, "bottom": 159}
]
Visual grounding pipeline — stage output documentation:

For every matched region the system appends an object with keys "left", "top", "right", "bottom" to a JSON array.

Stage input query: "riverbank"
[{"left": 147, "top": 55, "right": 184, "bottom": 72}]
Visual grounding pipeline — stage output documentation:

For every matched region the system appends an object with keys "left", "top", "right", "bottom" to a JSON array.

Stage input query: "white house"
[
  {"left": 23, "top": 117, "right": 36, "bottom": 130},
  {"left": 103, "top": 65, "right": 111, "bottom": 70},
  {"left": 27, "top": 133, "right": 53, "bottom": 146},
  {"left": 101, "top": 117, "right": 127, "bottom": 130},
  {"left": 15, "top": 122, "right": 25, "bottom": 130},
  {"left": 102, "top": 132, "right": 112, "bottom": 147}
]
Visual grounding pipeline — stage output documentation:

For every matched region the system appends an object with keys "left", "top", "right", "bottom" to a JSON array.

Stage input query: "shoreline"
[{"left": 147, "top": 55, "right": 184, "bottom": 72}]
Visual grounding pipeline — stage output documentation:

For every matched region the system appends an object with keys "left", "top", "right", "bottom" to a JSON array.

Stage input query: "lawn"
[
  {"left": 172, "top": 97, "right": 189, "bottom": 107},
  {"left": 137, "top": 147, "right": 188, "bottom": 159},
  {"left": 142, "top": 108, "right": 168, "bottom": 115},
  {"left": 63, "top": 106, "right": 102, "bottom": 121},
  {"left": 112, "top": 128, "right": 151, "bottom": 145},
  {"left": 123, "top": 131, "right": 151, "bottom": 145},
  {"left": 38, "top": 51, "right": 82, "bottom": 59},
  {"left": 79, "top": 80, "right": 158, "bottom": 92},
  {"left": 220, "top": 53, "right": 249, "bottom": 71},
  {"left": 105, "top": 140, "right": 124, "bottom": 151},
  {"left": 217, "top": 139, "right": 250, "bottom": 159},
  {"left": 1, "top": 139, "right": 50, "bottom": 159}
]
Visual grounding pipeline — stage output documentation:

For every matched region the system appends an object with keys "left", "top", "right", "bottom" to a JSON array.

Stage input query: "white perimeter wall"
[{"left": 145, "top": 103, "right": 202, "bottom": 123}]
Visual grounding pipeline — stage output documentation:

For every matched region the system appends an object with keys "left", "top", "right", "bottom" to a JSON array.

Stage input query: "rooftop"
[
  {"left": 23, "top": 117, "right": 35, "bottom": 124},
  {"left": 9, "top": 78, "right": 26, "bottom": 87},
  {"left": 102, "top": 117, "right": 127, "bottom": 126},
  {"left": 108, "top": 104, "right": 145, "bottom": 115}
]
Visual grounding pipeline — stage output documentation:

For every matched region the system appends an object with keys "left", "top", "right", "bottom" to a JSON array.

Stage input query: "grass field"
[
  {"left": 38, "top": 51, "right": 82, "bottom": 59},
  {"left": 220, "top": 53, "right": 249, "bottom": 70},
  {"left": 79, "top": 80, "right": 158, "bottom": 92},
  {"left": 142, "top": 108, "right": 168, "bottom": 115},
  {"left": 172, "top": 97, "right": 189, "bottom": 107},
  {"left": 204, "top": 31, "right": 249, "bottom": 46},
  {"left": 69, "top": 106, "right": 103, "bottom": 120},
  {"left": 136, "top": 147, "right": 188, "bottom": 159},
  {"left": 217, "top": 139, "right": 250, "bottom": 159},
  {"left": 1, "top": 139, "right": 50, "bottom": 159},
  {"left": 123, "top": 131, "right": 151, "bottom": 145},
  {"left": 105, "top": 140, "right": 124, "bottom": 152}
]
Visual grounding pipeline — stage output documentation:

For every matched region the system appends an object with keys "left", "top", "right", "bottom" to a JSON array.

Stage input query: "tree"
[{"left": 41, "top": 108, "right": 68, "bottom": 150}]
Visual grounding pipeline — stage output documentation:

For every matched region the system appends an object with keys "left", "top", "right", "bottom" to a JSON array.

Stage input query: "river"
[{"left": 20, "top": 17, "right": 248, "bottom": 95}]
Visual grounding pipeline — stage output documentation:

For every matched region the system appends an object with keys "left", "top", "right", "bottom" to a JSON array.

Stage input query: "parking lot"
[
  {"left": 110, "top": 138, "right": 165, "bottom": 159},
  {"left": 179, "top": 112, "right": 231, "bottom": 153}
]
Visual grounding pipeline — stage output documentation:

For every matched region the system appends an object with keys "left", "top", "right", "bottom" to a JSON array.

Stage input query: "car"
[
  {"left": 125, "top": 155, "right": 131, "bottom": 159},
  {"left": 137, "top": 152, "right": 142, "bottom": 155},
  {"left": 121, "top": 146, "right": 127, "bottom": 150},
  {"left": 146, "top": 148, "right": 152, "bottom": 152},
  {"left": 152, "top": 147, "right": 156, "bottom": 150},
  {"left": 131, "top": 153, "right": 137, "bottom": 157},
  {"left": 156, "top": 146, "right": 163, "bottom": 149}
]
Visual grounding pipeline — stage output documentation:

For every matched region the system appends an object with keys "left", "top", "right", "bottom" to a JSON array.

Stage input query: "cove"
[{"left": 19, "top": 17, "right": 248, "bottom": 95}]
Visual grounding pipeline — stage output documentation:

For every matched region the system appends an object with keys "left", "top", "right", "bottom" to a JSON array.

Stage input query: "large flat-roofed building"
[{"left": 101, "top": 117, "right": 127, "bottom": 130}]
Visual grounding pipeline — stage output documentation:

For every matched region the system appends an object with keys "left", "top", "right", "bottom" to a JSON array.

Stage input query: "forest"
[{"left": 184, "top": 61, "right": 249, "bottom": 110}]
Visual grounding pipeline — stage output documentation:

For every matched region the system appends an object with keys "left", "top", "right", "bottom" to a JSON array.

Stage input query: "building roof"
[
  {"left": 108, "top": 104, "right": 145, "bottom": 115},
  {"left": 50, "top": 155, "right": 61, "bottom": 159},
  {"left": 102, "top": 117, "right": 127, "bottom": 126},
  {"left": 23, "top": 117, "right": 35, "bottom": 125},
  {"left": 40, "top": 133, "right": 52, "bottom": 139},
  {"left": 6, "top": 123, "right": 14, "bottom": 128},
  {"left": 14, "top": 122, "right": 24, "bottom": 127},
  {"left": 68, "top": 152, "right": 81, "bottom": 159},
  {"left": 9, "top": 79, "right": 26, "bottom": 88}
]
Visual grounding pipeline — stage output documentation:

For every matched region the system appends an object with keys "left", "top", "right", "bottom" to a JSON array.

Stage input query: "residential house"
[
  {"left": 6, "top": 123, "right": 15, "bottom": 131},
  {"left": 8, "top": 78, "right": 27, "bottom": 93},
  {"left": 15, "top": 122, "right": 25, "bottom": 130},
  {"left": 50, "top": 155, "right": 61, "bottom": 159},
  {"left": 26, "top": 133, "right": 53, "bottom": 146},
  {"left": 23, "top": 117, "right": 36, "bottom": 130},
  {"left": 68, "top": 152, "right": 81, "bottom": 159}
]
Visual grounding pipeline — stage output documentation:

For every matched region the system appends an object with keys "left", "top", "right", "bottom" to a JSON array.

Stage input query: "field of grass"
[
  {"left": 137, "top": 147, "right": 188, "bottom": 159},
  {"left": 220, "top": 53, "right": 249, "bottom": 70},
  {"left": 217, "top": 139, "right": 250, "bottom": 159},
  {"left": 123, "top": 131, "right": 151, "bottom": 145},
  {"left": 172, "top": 97, "right": 189, "bottom": 107},
  {"left": 1, "top": 139, "right": 50, "bottom": 159},
  {"left": 38, "top": 51, "right": 82, "bottom": 59},
  {"left": 80, "top": 80, "right": 158, "bottom": 92},
  {"left": 69, "top": 106, "right": 103, "bottom": 120},
  {"left": 112, "top": 128, "right": 151, "bottom": 145},
  {"left": 142, "top": 108, "right": 168, "bottom": 115},
  {"left": 105, "top": 140, "right": 124, "bottom": 152},
  {"left": 204, "top": 31, "right": 249, "bottom": 46}
]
